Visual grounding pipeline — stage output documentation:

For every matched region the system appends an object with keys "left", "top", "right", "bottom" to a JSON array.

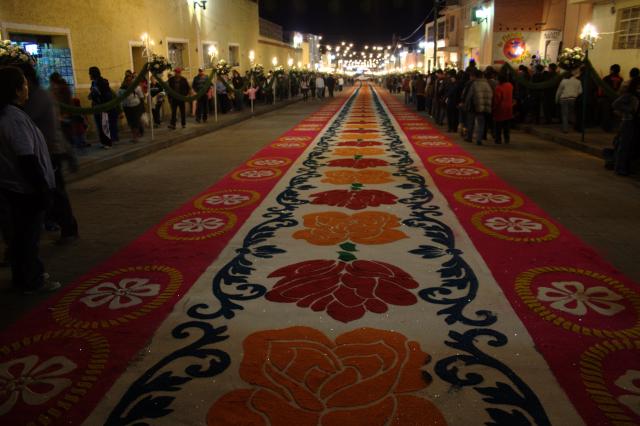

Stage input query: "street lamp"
[
  {"left": 580, "top": 23, "right": 599, "bottom": 142},
  {"left": 140, "top": 33, "right": 155, "bottom": 140},
  {"left": 208, "top": 45, "right": 219, "bottom": 122},
  {"left": 272, "top": 56, "right": 278, "bottom": 67}
]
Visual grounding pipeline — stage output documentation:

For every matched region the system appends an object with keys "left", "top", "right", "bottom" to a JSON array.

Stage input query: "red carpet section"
[{"left": 1, "top": 85, "right": 638, "bottom": 426}]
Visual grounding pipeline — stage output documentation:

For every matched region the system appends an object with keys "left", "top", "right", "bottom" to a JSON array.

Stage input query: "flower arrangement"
[
  {"left": 557, "top": 47, "right": 586, "bottom": 71},
  {"left": 149, "top": 54, "right": 171, "bottom": 74},
  {"left": 273, "top": 65, "right": 285, "bottom": 77},
  {"left": 249, "top": 64, "right": 265, "bottom": 78},
  {"left": 215, "top": 59, "right": 231, "bottom": 76},
  {"left": 0, "top": 40, "right": 35, "bottom": 66}
]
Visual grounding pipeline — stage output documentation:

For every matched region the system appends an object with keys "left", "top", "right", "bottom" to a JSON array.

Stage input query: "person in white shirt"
[
  {"left": 0, "top": 66, "right": 60, "bottom": 293},
  {"left": 556, "top": 74, "right": 583, "bottom": 133},
  {"left": 315, "top": 75, "right": 325, "bottom": 99},
  {"left": 338, "top": 77, "right": 344, "bottom": 92}
]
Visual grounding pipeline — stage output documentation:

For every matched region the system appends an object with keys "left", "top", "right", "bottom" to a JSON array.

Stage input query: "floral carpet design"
[{"left": 1, "top": 85, "right": 639, "bottom": 426}]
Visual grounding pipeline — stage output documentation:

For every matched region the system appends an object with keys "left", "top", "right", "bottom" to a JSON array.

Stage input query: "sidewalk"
[
  {"left": 65, "top": 97, "right": 303, "bottom": 183},
  {"left": 518, "top": 123, "right": 613, "bottom": 159}
]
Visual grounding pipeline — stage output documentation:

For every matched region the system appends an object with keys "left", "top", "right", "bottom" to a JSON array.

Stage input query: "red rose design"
[
  {"left": 309, "top": 190, "right": 397, "bottom": 210},
  {"left": 326, "top": 158, "right": 390, "bottom": 169},
  {"left": 266, "top": 260, "right": 419, "bottom": 322}
]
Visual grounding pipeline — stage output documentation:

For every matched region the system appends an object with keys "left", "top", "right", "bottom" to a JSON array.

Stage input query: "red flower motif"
[
  {"left": 337, "top": 141, "right": 383, "bottom": 147},
  {"left": 326, "top": 158, "right": 390, "bottom": 169},
  {"left": 309, "top": 189, "right": 397, "bottom": 210},
  {"left": 266, "top": 260, "right": 419, "bottom": 322}
]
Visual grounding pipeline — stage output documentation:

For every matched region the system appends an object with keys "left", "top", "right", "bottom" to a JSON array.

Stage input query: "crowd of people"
[
  {"left": 82, "top": 66, "right": 354, "bottom": 150},
  {"left": 386, "top": 60, "right": 640, "bottom": 176},
  {"left": 0, "top": 52, "right": 357, "bottom": 294}
]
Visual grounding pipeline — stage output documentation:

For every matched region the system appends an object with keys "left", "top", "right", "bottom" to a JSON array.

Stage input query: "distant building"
[
  {"left": 424, "top": 0, "right": 640, "bottom": 75},
  {"left": 0, "top": 0, "right": 312, "bottom": 97}
]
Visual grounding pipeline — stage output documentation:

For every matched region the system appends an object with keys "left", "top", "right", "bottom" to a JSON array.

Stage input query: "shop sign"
[{"left": 498, "top": 32, "right": 529, "bottom": 63}]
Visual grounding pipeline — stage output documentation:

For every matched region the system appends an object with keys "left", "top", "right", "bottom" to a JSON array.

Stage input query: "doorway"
[{"left": 131, "top": 46, "right": 146, "bottom": 74}]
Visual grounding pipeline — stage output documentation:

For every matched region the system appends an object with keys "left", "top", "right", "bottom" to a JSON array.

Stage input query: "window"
[
  {"left": 437, "top": 21, "right": 445, "bottom": 40},
  {"left": 228, "top": 45, "right": 240, "bottom": 66},
  {"left": 448, "top": 16, "right": 456, "bottom": 33},
  {"left": 427, "top": 26, "right": 434, "bottom": 42},
  {"left": 202, "top": 42, "right": 217, "bottom": 68},
  {"left": 615, "top": 6, "right": 640, "bottom": 49}
]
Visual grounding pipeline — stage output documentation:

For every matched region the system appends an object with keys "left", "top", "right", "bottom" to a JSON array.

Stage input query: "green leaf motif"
[
  {"left": 339, "top": 242, "right": 358, "bottom": 252},
  {"left": 338, "top": 251, "right": 357, "bottom": 262}
]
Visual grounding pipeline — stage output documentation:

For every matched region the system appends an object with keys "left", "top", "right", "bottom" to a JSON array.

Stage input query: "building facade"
[
  {"left": 0, "top": 0, "right": 308, "bottom": 96},
  {"left": 427, "top": 0, "right": 639, "bottom": 76}
]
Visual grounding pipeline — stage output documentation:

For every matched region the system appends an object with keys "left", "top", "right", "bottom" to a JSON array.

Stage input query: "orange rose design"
[
  {"left": 332, "top": 147, "right": 386, "bottom": 156},
  {"left": 293, "top": 211, "right": 408, "bottom": 245},
  {"left": 207, "top": 327, "right": 447, "bottom": 426},
  {"left": 322, "top": 170, "right": 394, "bottom": 185}
]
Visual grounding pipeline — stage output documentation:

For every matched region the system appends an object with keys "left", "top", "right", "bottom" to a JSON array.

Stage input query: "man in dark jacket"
[
  {"left": 415, "top": 74, "right": 427, "bottom": 111},
  {"left": 168, "top": 68, "right": 191, "bottom": 129},
  {"left": 192, "top": 68, "right": 209, "bottom": 123},
  {"left": 326, "top": 75, "right": 336, "bottom": 98},
  {"left": 88, "top": 66, "right": 118, "bottom": 147}
]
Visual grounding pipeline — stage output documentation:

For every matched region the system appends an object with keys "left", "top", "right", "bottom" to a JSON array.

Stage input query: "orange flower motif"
[
  {"left": 207, "top": 327, "right": 447, "bottom": 426},
  {"left": 339, "top": 133, "right": 382, "bottom": 140},
  {"left": 293, "top": 211, "right": 408, "bottom": 245},
  {"left": 332, "top": 147, "right": 386, "bottom": 156},
  {"left": 322, "top": 170, "right": 394, "bottom": 185}
]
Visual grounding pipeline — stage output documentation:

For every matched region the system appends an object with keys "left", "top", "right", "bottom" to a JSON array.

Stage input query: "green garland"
[
  {"left": 58, "top": 63, "right": 150, "bottom": 113},
  {"left": 500, "top": 61, "right": 567, "bottom": 91},
  {"left": 501, "top": 59, "right": 619, "bottom": 99},
  {"left": 586, "top": 60, "right": 619, "bottom": 99}
]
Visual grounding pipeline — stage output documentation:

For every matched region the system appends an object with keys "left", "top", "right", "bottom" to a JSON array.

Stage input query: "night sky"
[{"left": 259, "top": 0, "right": 433, "bottom": 46}]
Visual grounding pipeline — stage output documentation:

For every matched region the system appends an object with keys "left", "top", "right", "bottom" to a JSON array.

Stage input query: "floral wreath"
[
  {"left": 558, "top": 47, "right": 585, "bottom": 71},
  {"left": 0, "top": 40, "right": 36, "bottom": 66},
  {"left": 215, "top": 59, "right": 231, "bottom": 76},
  {"left": 149, "top": 54, "right": 171, "bottom": 74}
]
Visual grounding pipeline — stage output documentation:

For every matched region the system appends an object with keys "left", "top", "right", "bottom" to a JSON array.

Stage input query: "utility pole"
[{"left": 433, "top": 0, "right": 439, "bottom": 72}]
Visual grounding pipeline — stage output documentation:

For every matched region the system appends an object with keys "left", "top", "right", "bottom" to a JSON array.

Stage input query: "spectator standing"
[
  {"left": 149, "top": 76, "right": 164, "bottom": 128},
  {"left": 0, "top": 66, "right": 60, "bottom": 292},
  {"left": 556, "top": 73, "right": 582, "bottom": 133},
  {"left": 338, "top": 76, "right": 344, "bottom": 92},
  {"left": 464, "top": 69, "right": 493, "bottom": 145},
  {"left": 192, "top": 68, "right": 209, "bottom": 123},
  {"left": 119, "top": 72, "right": 145, "bottom": 142},
  {"left": 492, "top": 74, "right": 514, "bottom": 144},
  {"left": 514, "top": 65, "right": 531, "bottom": 123},
  {"left": 315, "top": 74, "right": 325, "bottom": 99},
  {"left": 88, "top": 66, "right": 118, "bottom": 148},
  {"left": 600, "top": 64, "right": 625, "bottom": 132},
  {"left": 326, "top": 74, "right": 336, "bottom": 98},
  {"left": 415, "top": 74, "right": 427, "bottom": 111},
  {"left": 309, "top": 74, "right": 316, "bottom": 99},
  {"left": 232, "top": 70, "right": 245, "bottom": 111},
  {"left": 444, "top": 70, "right": 463, "bottom": 133},
  {"left": 542, "top": 63, "right": 559, "bottom": 124},
  {"left": 216, "top": 75, "right": 229, "bottom": 113},
  {"left": 402, "top": 76, "right": 411, "bottom": 104},
  {"left": 22, "top": 62, "right": 78, "bottom": 244},
  {"left": 612, "top": 77, "right": 640, "bottom": 176},
  {"left": 300, "top": 77, "right": 309, "bottom": 101},
  {"left": 530, "top": 65, "right": 546, "bottom": 124},
  {"left": 167, "top": 68, "right": 190, "bottom": 129}
]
